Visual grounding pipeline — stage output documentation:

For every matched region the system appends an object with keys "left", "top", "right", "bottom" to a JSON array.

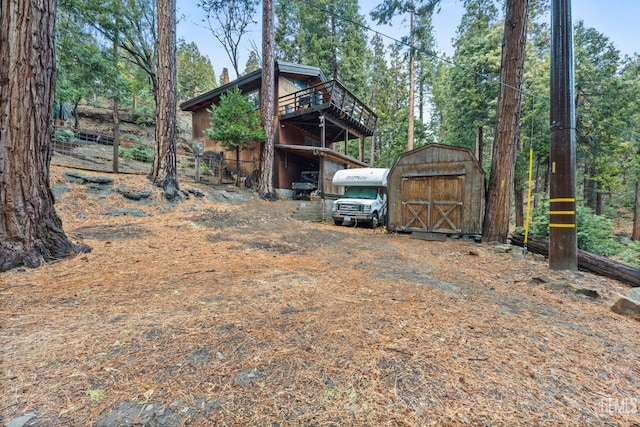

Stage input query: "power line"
[{"left": 288, "top": 0, "right": 640, "bottom": 141}]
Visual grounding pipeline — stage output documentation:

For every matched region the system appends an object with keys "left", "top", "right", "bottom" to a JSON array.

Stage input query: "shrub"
[
  {"left": 119, "top": 144, "right": 153, "bottom": 163},
  {"left": 525, "top": 196, "right": 626, "bottom": 259},
  {"left": 575, "top": 205, "right": 622, "bottom": 257},
  {"left": 53, "top": 128, "right": 75, "bottom": 143},
  {"left": 132, "top": 105, "right": 155, "bottom": 127},
  {"left": 119, "top": 147, "right": 134, "bottom": 162},
  {"left": 619, "top": 240, "right": 640, "bottom": 267}
]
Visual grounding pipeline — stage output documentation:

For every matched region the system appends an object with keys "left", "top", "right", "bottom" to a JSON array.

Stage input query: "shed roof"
[{"left": 392, "top": 143, "right": 483, "bottom": 170}]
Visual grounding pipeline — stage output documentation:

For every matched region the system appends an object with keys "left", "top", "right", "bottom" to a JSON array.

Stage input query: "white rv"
[{"left": 331, "top": 168, "right": 389, "bottom": 228}]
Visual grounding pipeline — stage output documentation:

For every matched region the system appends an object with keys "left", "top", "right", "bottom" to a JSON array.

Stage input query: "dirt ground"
[{"left": 1, "top": 166, "right": 640, "bottom": 426}]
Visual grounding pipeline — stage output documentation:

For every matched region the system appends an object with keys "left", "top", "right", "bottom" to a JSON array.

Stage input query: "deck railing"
[{"left": 278, "top": 80, "right": 377, "bottom": 131}]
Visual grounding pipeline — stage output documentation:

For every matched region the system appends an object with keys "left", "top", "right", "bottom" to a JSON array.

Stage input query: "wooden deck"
[{"left": 278, "top": 80, "right": 377, "bottom": 141}]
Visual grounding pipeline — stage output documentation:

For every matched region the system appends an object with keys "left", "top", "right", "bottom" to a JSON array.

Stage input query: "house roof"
[{"left": 179, "top": 61, "right": 327, "bottom": 112}]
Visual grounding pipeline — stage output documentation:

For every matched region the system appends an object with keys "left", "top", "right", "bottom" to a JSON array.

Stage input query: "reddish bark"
[
  {"left": 483, "top": 0, "right": 530, "bottom": 242},
  {"left": 0, "top": 0, "right": 88, "bottom": 271}
]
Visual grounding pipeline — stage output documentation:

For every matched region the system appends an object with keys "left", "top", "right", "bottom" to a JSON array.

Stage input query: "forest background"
[{"left": 54, "top": 0, "right": 640, "bottom": 265}]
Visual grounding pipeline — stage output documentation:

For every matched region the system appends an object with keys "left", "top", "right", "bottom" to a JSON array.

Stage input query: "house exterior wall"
[
  {"left": 186, "top": 74, "right": 313, "bottom": 180},
  {"left": 189, "top": 106, "right": 261, "bottom": 178},
  {"left": 323, "top": 160, "right": 349, "bottom": 197},
  {"left": 278, "top": 123, "right": 320, "bottom": 147},
  {"left": 191, "top": 108, "right": 209, "bottom": 142},
  {"left": 278, "top": 76, "right": 300, "bottom": 98},
  {"left": 182, "top": 65, "right": 373, "bottom": 190}
]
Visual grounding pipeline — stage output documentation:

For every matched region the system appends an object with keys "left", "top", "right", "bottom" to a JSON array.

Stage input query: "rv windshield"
[{"left": 343, "top": 187, "right": 378, "bottom": 200}]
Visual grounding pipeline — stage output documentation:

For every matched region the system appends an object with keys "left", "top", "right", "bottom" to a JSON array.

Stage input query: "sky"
[{"left": 176, "top": 0, "right": 639, "bottom": 80}]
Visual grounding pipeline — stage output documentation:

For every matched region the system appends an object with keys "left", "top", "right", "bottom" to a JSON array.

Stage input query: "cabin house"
[
  {"left": 179, "top": 61, "right": 377, "bottom": 200},
  {"left": 387, "top": 144, "right": 486, "bottom": 235}
]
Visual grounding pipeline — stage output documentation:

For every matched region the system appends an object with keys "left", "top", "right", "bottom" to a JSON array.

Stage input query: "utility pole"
[{"left": 549, "top": 0, "right": 577, "bottom": 270}]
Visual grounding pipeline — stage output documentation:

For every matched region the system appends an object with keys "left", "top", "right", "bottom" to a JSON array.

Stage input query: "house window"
[
  {"left": 246, "top": 90, "right": 260, "bottom": 109},
  {"left": 284, "top": 77, "right": 307, "bottom": 90}
]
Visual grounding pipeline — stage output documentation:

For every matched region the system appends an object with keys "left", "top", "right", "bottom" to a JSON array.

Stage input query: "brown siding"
[
  {"left": 278, "top": 76, "right": 299, "bottom": 98},
  {"left": 323, "top": 161, "right": 348, "bottom": 196},
  {"left": 279, "top": 122, "right": 320, "bottom": 146},
  {"left": 184, "top": 68, "right": 372, "bottom": 191},
  {"left": 192, "top": 108, "right": 210, "bottom": 141},
  {"left": 191, "top": 105, "right": 262, "bottom": 178}
]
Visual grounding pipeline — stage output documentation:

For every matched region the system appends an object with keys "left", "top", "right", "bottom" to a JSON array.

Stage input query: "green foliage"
[
  {"left": 53, "top": 128, "right": 75, "bottom": 143},
  {"left": 119, "top": 148, "right": 133, "bottom": 162},
  {"left": 243, "top": 51, "right": 260, "bottom": 76},
  {"left": 120, "top": 67, "right": 154, "bottom": 112},
  {"left": 131, "top": 105, "right": 156, "bottom": 127},
  {"left": 274, "top": 0, "right": 370, "bottom": 96},
  {"left": 119, "top": 144, "right": 154, "bottom": 163},
  {"left": 204, "top": 88, "right": 266, "bottom": 150},
  {"left": 85, "top": 386, "right": 105, "bottom": 402},
  {"left": 369, "top": 41, "right": 411, "bottom": 167},
  {"left": 55, "top": 3, "right": 124, "bottom": 114},
  {"left": 433, "top": 3, "right": 502, "bottom": 151},
  {"left": 177, "top": 39, "right": 217, "bottom": 100},
  {"left": 73, "top": 0, "right": 158, "bottom": 111},
  {"left": 619, "top": 240, "right": 640, "bottom": 267},
  {"left": 574, "top": 21, "right": 628, "bottom": 212},
  {"left": 575, "top": 205, "right": 622, "bottom": 257},
  {"left": 370, "top": 0, "right": 439, "bottom": 25},
  {"left": 525, "top": 197, "right": 640, "bottom": 266}
]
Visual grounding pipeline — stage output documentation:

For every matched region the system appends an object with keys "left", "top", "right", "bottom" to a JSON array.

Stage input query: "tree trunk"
[
  {"left": 152, "top": 0, "right": 180, "bottom": 200},
  {"left": 633, "top": 180, "right": 640, "bottom": 241},
  {"left": 583, "top": 163, "right": 597, "bottom": 211},
  {"left": 475, "top": 126, "right": 483, "bottom": 167},
  {"left": 112, "top": 39, "right": 120, "bottom": 173},
  {"left": 113, "top": 99, "right": 120, "bottom": 173},
  {"left": 407, "top": 10, "right": 415, "bottom": 152},
  {"left": 258, "top": 0, "right": 277, "bottom": 200},
  {"left": 370, "top": 135, "right": 375, "bottom": 166},
  {"left": 482, "top": 0, "right": 529, "bottom": 243},
  {"left": 72, "top": 100, "right": 80, "bottom": 129},
  {"left": 113, "top": 97, "right": 120, "bottom": 173},
  {"left": 511, "top": 233, "right": 640, "bottom": 287},
  {"left": 235, "top": 146, "right": 240, "bottom": 187},
  {"left": 514, "top": 136, "right": 524, "bottom": 228},
  {"left": 331, "top": 13, "right": 338, "bottom": 80},
  {"left": 514, "top": 183, "right": 524, "bottom": 228},
  {"left": 0, "top": 0, "right": 88, "bottom": 272}
]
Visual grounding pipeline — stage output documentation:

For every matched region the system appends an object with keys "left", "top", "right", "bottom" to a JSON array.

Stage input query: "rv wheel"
[
  {"left": 333, "top": 219, "right": 343, "bottom": 226},
  {"left": 370, "top": 213, "right": 379, "bottom": 228}
]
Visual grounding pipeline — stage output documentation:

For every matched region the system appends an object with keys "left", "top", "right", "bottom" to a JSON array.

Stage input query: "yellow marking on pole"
[
  {"left": 549, "top": 198, "right": 575, "bottom": 203},
  {"left": 549, "top": 223, "right": 576, "bottom": 228},
  {"left": 549, "top": 211, "right": 575, "bottom": 215}
]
